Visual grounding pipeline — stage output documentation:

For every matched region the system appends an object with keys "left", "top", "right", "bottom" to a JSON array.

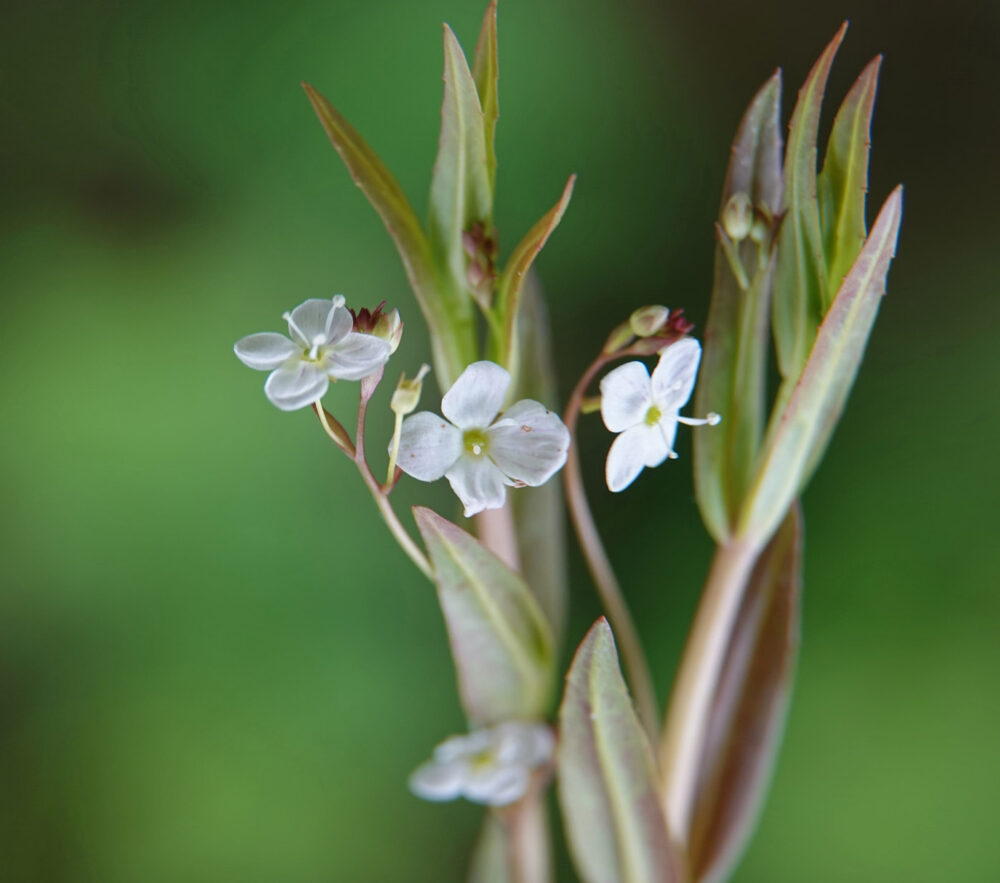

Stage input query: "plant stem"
[
  {"left": 658, "top": 533, "right": 760, "bottom": 842},
  {"left": 562, "top": 351, "right": 661, "bottom": 743},
  {"left": 312, "top": 399, "right": 432, "bottom": 581},
  {"left": 354, "top": 386, "right": 433, "bottom": 581},
  {"left": 501, "top": 791, "right": 552, "bottom": 883},
  {"left": 475, "top": 503, "right": 521, "bottom": 572}
]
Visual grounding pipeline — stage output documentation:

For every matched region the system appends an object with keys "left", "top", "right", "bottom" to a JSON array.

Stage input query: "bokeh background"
[{"left": 2, "top": 0, "right": 998, "bottom": 879}]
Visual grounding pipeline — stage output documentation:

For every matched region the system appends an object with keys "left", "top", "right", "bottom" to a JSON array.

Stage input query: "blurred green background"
[{"left": 2, "top": 0, "right": 997, "bottom": 879}]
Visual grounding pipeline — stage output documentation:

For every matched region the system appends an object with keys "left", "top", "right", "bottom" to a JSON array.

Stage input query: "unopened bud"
[
  {"left": 603, "top": 321, "right": 635, "bottom": 354},
  {"left": 391, "top": 364, "right": 431, "bottom": 416},
  {"left": 629, "top": 305, "right": 670, "bottom": 338},
  {"left": 722, "top": 192, "right": 753, "bottom": 241},
  {"left": 748, "top": 212, "right": 770, "bottom": 245},
  {"left": 374, "top": 307, "right": 403, "bottom": 353}
]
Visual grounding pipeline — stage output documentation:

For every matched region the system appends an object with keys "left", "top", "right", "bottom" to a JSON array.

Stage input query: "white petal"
[
  {"left": 445, "top": 456, "right": 508, "bottom": 517},
  {"left": 487, "top": 400, "right": 570, "bottom": 486},
  {"left": 600, "top": 361, "right": 653, "bottom": 432},
  {"left": 263, "top": 362, "right": 329, "bottom": 411},
  {"left": 286, "top": 298, "right": 337, "bottom": 345},
  {"left": 395, "top": 412, "right": 463, "bottom": 481},
  {"left": 234, "top": 333, "right": 297, "bottom": 370},
  {"left": 324, "top": 300, "right": 354, "bottom": 343},
  {"left": 659, "top": 415, "right": 679, "bottom": 456},
  {"left": 464, "top": 762, "right": 531, "bottom": 806},
  {"left": 434, "top": 730, "right": 491, "bottom": 764},
  {"left": 441, "top": 361, "right": 510, "bottom": 430},
  {"left": 605, "top": 423, "right": 668, "bottom": 492},
  {"left": 409, "top": 759, "right": 467, "bottom": 802},
  {"left": 491, "top": 722, "right": 554, "bottom": 768},
  {"left": 651, "top": 337, "right": 701, "bottom": 411},
  {"left": 325, "top": 332, "right": 391, "bottom": 380}
]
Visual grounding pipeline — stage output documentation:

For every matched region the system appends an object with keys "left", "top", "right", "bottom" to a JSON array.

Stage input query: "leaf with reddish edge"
[
  {"left": 688, "top": 506, "right": 803, "bottom": 883},
  {"left": 414, "top": 507, "right": 554, "bottom": 726},
  {"left": 472, "top": 0, "right": 499, "bottom": 194},
  {"left": 557, "top": 619, "right": 685, "bottom": 883},
  {"left": 493, "top": 175, "right": 576, "bottom": 370},
  {"left": 302, "top": 84, "right": 473, "bottom": 383},
  {"left": 429, "top": 25, "right": 493, "bottom": 318},
  {"left": 739, "top": 185, "right": 903, "bottom": 547},
  {"left": 694, "top": 71, "right": 782, "bottom": 544},
  {"left": 772, "top": 23, "right": 847, "bottom": 383},
  {"left": 818, "top": 56, "right": 882, "bottom": 297},
  {"left": 510, "top": 274, "right": 569, "bottom": 645}
]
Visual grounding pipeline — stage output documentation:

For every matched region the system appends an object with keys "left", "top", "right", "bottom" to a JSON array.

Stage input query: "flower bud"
[
  {"left": 374, "top": 307, "right": 403, "bottom": 353},
  {"left": 603, "top": 321, "right": 635, "bottom": 354},
  {"left": 722, "top": 192, "right": 753, "bottom": 241},
  {"left": 629, "top": 305, "right": 670, "bottom": 338},
  {"left": 391, "top": 364, "right": 431, "bottom": 416}
]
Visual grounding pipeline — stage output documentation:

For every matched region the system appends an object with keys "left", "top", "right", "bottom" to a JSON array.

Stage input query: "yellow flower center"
[
  {"left": 463, "top": 429, "right": 489, "bottom": 457},
  {"left": 645, "top": 405, "right": 662, "bottom": 426}
]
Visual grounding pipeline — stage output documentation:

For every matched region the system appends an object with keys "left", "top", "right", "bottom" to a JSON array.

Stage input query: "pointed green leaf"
[
  {"left": 493, "top": 175, "right": 575, "bottom": 369},
  {"left": 772, "top": 23, "right": 846, "bottom": 382},
  {"left": 302, "top": 84, "right": 474, "bottom": 383},
  {"left": 557, "top": 619, "right": 686, "bottom": 883},
  {"left": 414, "top": 507, "right": 555, "bottom": 725},
  {"left": 472, "top": 0, "right": 499, "bottom": 194},
  {"left": 818, "top": 56, "right": 882, "bottom": 296},
  {"left": 689, "top": 506, "right": 803, "bottom": 883},
  {"left": 740, "top": 186, "right": 902, "bottom": 545},
  {"left": 694, "top": 72, "right": 782, "bottom": 544},
  {"left": 510, "top": 275, "right": 569, "bottom": 645},
  {"left": 429, "top": 25, "right": 493, "bottom": 314}
]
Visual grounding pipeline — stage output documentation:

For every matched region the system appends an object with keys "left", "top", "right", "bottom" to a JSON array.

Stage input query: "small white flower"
[
  {"left": 600, "top": 337, "right": 720, "bottom": 493},
  {"left": 234, "top": 296, "right": 392, "bottom": 411},
  {"left": 395, "top": 361, "right": 570, "bottom": 517},
  {"left": 409, "top": 721, "right": 554, "bottom": 807}
]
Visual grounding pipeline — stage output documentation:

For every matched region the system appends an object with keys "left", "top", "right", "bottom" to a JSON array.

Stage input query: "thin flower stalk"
[
  {"left": 562, "top": 343, "right": 675, "bottom": 742},
  {"left": 312, "top": 397, "right": 433, "bottom": 581}
]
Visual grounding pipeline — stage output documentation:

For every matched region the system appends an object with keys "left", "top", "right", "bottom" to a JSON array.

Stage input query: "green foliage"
[
  {"left": 471, "top": 1, "right": 499, "bottom": 194},
  {"left": 818, "top": 57, "right": 882, "bottom": 295},
  {"left": 557, "top": 620, "right": 684, "bottom": 883},
  {"left": 739, "top": 186, "right": 902, "bottom": 545},
  {"left": 429, "top": 25, "right": 494, "bottom": 323},
  {"left": 414, "top": 507, "right": 555, "bottom": 725},
  {"left": 771, "top": 24, "right": 845, "bottom": 382},
  {"left": 694, "top": 72, "right": 782, "bottom": 543},
  {"left": 492, "top": 175, "right": 575, "bottom": 371}
]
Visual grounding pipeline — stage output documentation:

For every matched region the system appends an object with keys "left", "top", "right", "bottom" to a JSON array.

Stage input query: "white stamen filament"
[{"left": 677, "top": 412, "right": 721, "bottom": 427}]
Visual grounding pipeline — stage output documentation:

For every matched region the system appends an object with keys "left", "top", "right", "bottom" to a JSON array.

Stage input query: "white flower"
[
  {"left": 234, "top": 296, "right": 392, "bottom": 411},
  {"left": 395, "top": 361, "right": 570, "bottom": 517},
  {"left": 409, "top": 721, "right": 554, "bottom": 807},
  {"left": 600, "top": 337, "right": 720, "bottom": 493}
]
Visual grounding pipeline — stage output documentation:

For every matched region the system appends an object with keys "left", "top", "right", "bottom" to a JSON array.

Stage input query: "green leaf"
[
  {"left": 771, "top": 23, "right": 846, "bottom": 382},
  {"left": 493, "top": 175, "right": 576, "bottom": 369},
  {"left": 510, "top": 275, "right": 569, "bottom": 645},
  {"left": 557, "top": 619, "right": 686, "bottom": 883},
  {"left": 739, "top": 186, "right": 902, "bottom": 546},
  {"left": 429, "top": 25, "right": 494, "bottom": 319},
  {"left": 818, "top": 56, "right": 882, "bottom": 298},
  {"left": 472, "top": 0, "right": 499, "bottom": 194},
  {"left": 302, "top": 84, "right": 473, "bottom": 384},
  {"left": 414, "top": 507, "right": 555, "bottom": 725},
  {"left": 689, "top": 506, "right": 803, "bottom": 883},
  {"left": 694, "top": 72, "right": 783, "bottom": 544}
]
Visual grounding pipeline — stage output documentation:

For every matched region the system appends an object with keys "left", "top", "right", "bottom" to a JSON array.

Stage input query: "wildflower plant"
[{"left": 233, "top": 6, "right": 901, "bottom": 881}]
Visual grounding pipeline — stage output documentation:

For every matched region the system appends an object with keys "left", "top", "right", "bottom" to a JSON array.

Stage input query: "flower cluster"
[
  {"left": 409, "top": 721, "right": 554, "bottom": 807},
  {"left": 600, "top": 337, "right": 719, "bottom": 492},
  {"left": 234, "top": 296, "right": 392, "bottom": 411},
  {"left": 395, "top": 361, "right": 571, "bottom": 517}
]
